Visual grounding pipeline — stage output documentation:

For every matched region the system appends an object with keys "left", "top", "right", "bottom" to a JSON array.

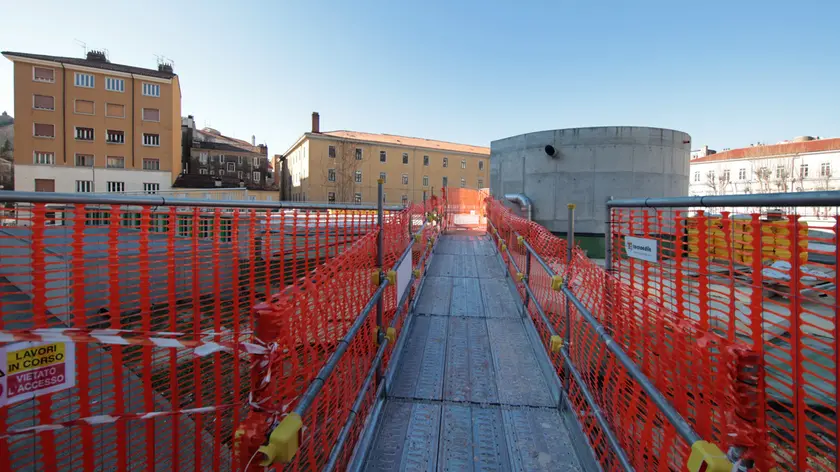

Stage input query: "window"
[
  {"left": 218, "top": 154, "right": 224, "bottom": 163},
  {"left": 33, "top": 94, "right": 54, "bottom": 110},
  {"left": 74, "top": 72, "right": 94, "bottom": 88},
  {"left": 800, "top": 163, "right": 809, "bottom": 178},
  {"left": 75, "top": 127, "right": 94, "bottom": 141},
  {"left": 34, "top": 179, "right": 55, "bottom": 192},
  {"left": 34, "top": 123, "right": 54, "bottom": 138},
  {"left": 738, "top": 168, "right": 746, "bottom": 180},
  {"left": 423, "top": 155, "right": 429, "bottom": 166},
  {"left": 199, "top": 168, "right": 208, "bottom": 175},
  {"left": 460, "top": 178, "right": 466, "bottom": 188},
  {"left": 722, "top": 169, "right": 730, "bottom": 181},
  {"left": 379, "top": 151, "right": 387, "bottom": 162},
  {"left": 198, "top": 152, "right": 208, "bottom": 165},
  {"left": 106, "top": 103, "right": 125, "bottom": 118},
  {"left": 75, "top": 100, "right": 94, "bottom": 115},
  {"left": 252, "top": 157, "right": 260, "bottom": 167},
  {"left": 354, "top": 193, "right": 362, "bottom": 204},
  {"left": 423, "top": 175, "right": 429, "bottom": 186},
  {"left": 442, "top": 176, "right": 448, "bottom": 187},
  {"left": 355, "top": 170, "right": 362, "bottom": 183},
  {"left": 143, "top": 183, "right": 160, "bottom": 194},
  {"left": 105, "top": 77, "right": 125, "bottom": 92},
  {"left": 107, "top": 181, "right": 125, "bottom": 193},
  {"left": 402, "top": 174, "right": 409, "bottom": 185},
  {"left": 443, "top": 157, "right": 448, "bottom": 168},
  {"left": 401, "top": 195, "right": 408, "bottom": 205},
  {"left": 143, "top": 134, "right": 160, "bottom": 146},
  {"left": 478, "top": 178, "right": 484, "bottom": 188},
  {"left": 219, "top": 170, "right": 225, "bottom": 176},
  {"left": 142, "top": 83, "right": 161, "bottom": 97},
  {"left": 328, "top": 169, "right": 336, "bottom": 182},
  {"left": 107, "top": 156, "right": 125, "bottom": 168},
  {"left": 227, "top": 162, "right": 235, "bottom": 172},
  {"left": 33, "top": 67, "right": 54, "bottom": 82},
  {"left": 34, "top": 151, "right": 54, "bottom": 165},
  {"left": 142, "top": 158, "right": 160, "bottom": 170},
  {"left": 355, "top": 148, "right": 362, "bottom": 160},
  {"left": 328, "top": 192, "right": 336, "bottom": 203},
  {"left": 76, "top": 180, "right": 94, "bottom": 192},
  {"left": 382, "top": 193, "right": 386, "bottom": 203},
  {"left": 142, "top": 108, "right": 160, "bottom": 122},
  {"left": 708, "top": 170, "right": 715, "bottom": 180},
  {"left": 329, "top": 146, "right": 336, "bottom": 158},
  {"left": 461, "top": 159, "right": 467, "bottom": 169},
  {"left": 821, "top": 162, "right": 831, "bottom": 177},
  {"left": 238, "top": 171, "right": 243, "bottom": 179},
  {"left": 238, "top": 156, "right": 242, "bottom": 165},
  {"left": 402, "top": 153, "right": 409, "bottom": 164},
  {"left": 106, "top": 130, "right": 125, "bottom": 144},
  {"left": 479, "top": 160, "right": 484, "bottom": 171},
  {"left": 775, "top": 165, "right": 784, "bottom": 179},
  {"left": 210, "top": 169, "right": 216, "bottom": 175},
  {"left": 693, "top": 171, "right": 700, "bottom": 182},
  {"left": 253, "top": 171, "right": 261, "bottom": 182},
  {"left": 379, "top": 172, "right": 387, "bottom": 183}
]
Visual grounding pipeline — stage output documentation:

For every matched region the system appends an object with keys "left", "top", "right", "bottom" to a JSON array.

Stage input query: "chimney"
[
  {"left": 311, "top": 112, "right": 320, "bottom": 133},
  {"left": 252, "top": 135, "right": 256, "bottom": 146},
  {"left": 86, "top": 50, "right": 108, "bottom": 62}
]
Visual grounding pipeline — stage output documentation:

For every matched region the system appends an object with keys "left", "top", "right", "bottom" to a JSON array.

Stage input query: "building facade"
[
  {"left": 282, "top": 113, "right": 490, "bottom": 205},
  {"left": 689, "top": 137, "right": 840, "bottom": 203},
  {"left": 2, "top": 50, "right": 181, "bottom": 194}
]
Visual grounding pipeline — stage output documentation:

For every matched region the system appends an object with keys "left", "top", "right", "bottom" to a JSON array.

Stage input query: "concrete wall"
[{"left": 490, "top": 126, "right": 691, "bottom": 235}]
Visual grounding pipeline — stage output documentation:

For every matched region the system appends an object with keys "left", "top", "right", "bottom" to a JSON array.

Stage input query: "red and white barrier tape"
[
  {"left": 0, "top": 404, "right": 236, "bottom": 438},
  {"left": 0, "top": 328, "right": 267, "bottom": 356}
]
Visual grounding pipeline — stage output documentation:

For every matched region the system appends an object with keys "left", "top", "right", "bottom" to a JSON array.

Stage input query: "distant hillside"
[{"left": 0, "top": 111, "right": 13, "bottom": 153}]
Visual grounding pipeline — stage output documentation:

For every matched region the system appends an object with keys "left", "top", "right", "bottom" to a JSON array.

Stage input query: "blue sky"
[{"left": 1, "top": 0, "right": 838, "bottom": 154}]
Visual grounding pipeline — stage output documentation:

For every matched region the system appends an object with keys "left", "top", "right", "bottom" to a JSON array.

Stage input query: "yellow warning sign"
[{"left": 6, "top": 342, "right": 66, "bottom": 374}]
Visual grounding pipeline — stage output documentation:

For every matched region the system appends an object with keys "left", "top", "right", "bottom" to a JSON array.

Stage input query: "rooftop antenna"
[
  {"left": 155, "top": 54, "right": 175, "bottom": 68},
  {"left": 74, "top": 39, "right": 87, "bottom": 56}
]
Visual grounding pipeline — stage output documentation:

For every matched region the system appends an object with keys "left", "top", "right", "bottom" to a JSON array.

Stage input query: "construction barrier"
[
  {"left": 443, "top": 187, "right": 488, "bottom": 230},
  {"left": 609, "top": 207, "right": 838, "bottom": 472},
  {"left": 0, "top": 194, "right": 442, "bottom": 471}
]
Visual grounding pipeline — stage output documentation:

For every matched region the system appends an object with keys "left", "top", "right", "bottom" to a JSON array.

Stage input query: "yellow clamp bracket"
[
  {"left": 414, "top": 233, "right": 422, "bottom": 243},
  {"left": 550, "top": 335, "right": 563, "bottom": 353},
  {"left": 516, "top": 272, "right": 525, "bottom": 282},
  {"left": 517, "top": 235, "right": 525, "bottom": 245},
  {"left": 258, "top": 412, "right": 302, "bottom": 465},
  {"left": 377, "top": 178, "right": 384, "bottom": 185},
  {"left": 429, "top": 236, "right": 435, "bottom": 245},
  {"left": 371, "top": 270, "right": 380, "bottom": 286},
  {"left": 384, "top": 326, "right": 397, "bottom": 344},
  {"left": 550, "top": 275, "right": 563, "bottom": 291},
  {"left": 686, "top": 441, "right": 731, "bottom": 472},
  {"left": 386, "top": 270, "right": 397, "bottom": 285},
  {"left": 500, "top": 243, "right": 507, "bottom": 252},
  {"left": 412, "top": 268, "right": 421, "bottom": 278},
  {"left": 567, "top": 203, "right": 576, "bottom": 210}
]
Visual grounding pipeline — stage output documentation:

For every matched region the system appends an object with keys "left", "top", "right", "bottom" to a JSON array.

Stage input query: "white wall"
[{"left": 14, "top": 164, "right": 173, "bottom": 193}]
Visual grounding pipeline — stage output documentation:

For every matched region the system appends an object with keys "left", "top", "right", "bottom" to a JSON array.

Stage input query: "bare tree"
[
  {"left": 704, "top": 167, "right": 731, "bottom": 195},
  {"left": 814, "top": 164, "right": 834, "bottom": 217},
  {"left": 754, "top": 165, "right": 773, "bottom": 193},
  {"left": 321, "top": 140, "right": 363, "bottom": 202},
  {"left": 704, "top": 170, "right": 720, "bottom": 195}
]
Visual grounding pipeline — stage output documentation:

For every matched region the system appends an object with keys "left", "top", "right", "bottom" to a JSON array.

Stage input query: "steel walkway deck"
[{"left": 362, "top": 232, "right": 584, "bottom": 471}]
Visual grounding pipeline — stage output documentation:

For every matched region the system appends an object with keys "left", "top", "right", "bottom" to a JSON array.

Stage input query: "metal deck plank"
[
  {"left": 399, "top": 403, "right": 442, "bottom": 471},
  {"left": 502, "top": 407, "right": 582, "bottom": 471},
  {"left": 450, "top": 277, "right": 484, "bottom": 317},
  {"left": 391, "top": 315, "right": 448, "bottom": 399},
  {"left": 428, "top": 254, "right": 479, "bottom": 278},
  {"left": 486, "top": 318, "right": 555, "bottom": 407},
  {"left": 390, "top": 316, "right": 432, "bottom": 398},
  {"left": 436, "top": 238, "right": 471, "bottom": 255},
  {"left": 414, "top": 276, "right": 453, "bottom": 316},
  {"left": 444, "top": 317, "right": 498, "bottom": 404},
  {"left": 365, "top": 401, "right": 415, "bottom": 471},
  {"left": 475, "top": 255, "right": 506, "bottom": 279},
  {"left": 480, "top": 278, "right": 521, "bottom": 318}
]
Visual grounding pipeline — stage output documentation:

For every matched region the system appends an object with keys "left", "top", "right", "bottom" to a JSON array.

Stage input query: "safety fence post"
[
  {"left": 604, "top": 196, "right": 614, "bottom": 335},
  {"left": 563, "top": 203, "right": 576, "bottom": 402},
  {"left": 376, "top": 179, "right": 385, "bottom": 386}
]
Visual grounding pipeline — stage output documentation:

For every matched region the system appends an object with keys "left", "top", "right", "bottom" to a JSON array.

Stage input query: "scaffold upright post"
[
  {"left": 376, "top": 179, "right": 385, "bottom": 385},
  {"left": 563, "top": 203, "right": 576, "bottom": 403}
]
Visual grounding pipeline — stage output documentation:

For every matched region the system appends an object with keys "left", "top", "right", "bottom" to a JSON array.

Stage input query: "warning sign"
[{"left": 0, "top": 341, "right": 75, "bottom": 407}]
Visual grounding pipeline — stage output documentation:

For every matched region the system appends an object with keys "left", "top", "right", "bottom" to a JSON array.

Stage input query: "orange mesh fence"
[
  {"left": 610, "top": 208, "right": 838, "bottom": 472},
  {"left": 0, "top": 199, "right": 390, "bottom": 471},
  {"left": 443, "top": 187, "right": 488, "bottom": 231}
]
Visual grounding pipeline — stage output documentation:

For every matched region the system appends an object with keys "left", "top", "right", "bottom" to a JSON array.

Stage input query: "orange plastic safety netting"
[
  {"left": 0, "top": 198, "right": 442, "bottom": 471},
  {"left": 610, "top": 208, "right": 838, "bottom": 472},
  {"left": 443, "top": 187, "right": 488, "bottom": 231}
]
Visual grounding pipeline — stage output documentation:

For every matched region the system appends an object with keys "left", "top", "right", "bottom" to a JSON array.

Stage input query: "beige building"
[
  {"left": 2, "top": 50, "right": 181, "bottom": 194},
  {"left": 282, "top": 113, "right": 490, "bottom": 205}
]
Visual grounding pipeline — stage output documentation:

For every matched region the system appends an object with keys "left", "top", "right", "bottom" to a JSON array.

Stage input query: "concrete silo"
[{"left": 490, "top": 126, "right": 691, "bottom": 257}]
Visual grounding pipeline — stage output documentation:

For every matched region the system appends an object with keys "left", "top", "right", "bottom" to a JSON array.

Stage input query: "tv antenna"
[
  {"left": 74, "top": 39, "right": 87, "bottom": 55},
  {"left": 154, "top": 54, "right": 175, "bottom": 68}
]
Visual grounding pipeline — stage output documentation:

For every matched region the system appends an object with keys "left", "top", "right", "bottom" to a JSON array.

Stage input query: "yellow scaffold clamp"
[
  {"left": 500, "top": 243, "right": 507, "bottom": 252},
  {"left": 550, "top": 275, "right": 564, "bottom": 291},
  {"left": 414, "top": 233, "right": 422, "bottom": 243},
  {"left": 517, "top": 235, "right": 525, "bottom": 245},
  {"left": 412, "top": 268, "right": 421, "bottom": 278},
  {"left": 516, "top": 272, "right": 525, "bottom": 282},
  {"left": 386, "top": 270, "right": 397, "bottom": 285},
  {"left": 686, "top": 441, "right": 732, "bottom": 472},
  {"left": 371, "top": 269, "right": 381, "bottom": 286},
  {"left": 258, "top": 413, "right": 302, "bottom": 465},
  {"left": 384, "top": 326, "right": 397, "bottom": 344},
  {"left": 567, "top": 203, "right": 576, "bottom": 210},
  {"left": 549, "top": 335, "right": 564, "bottom": 353}
]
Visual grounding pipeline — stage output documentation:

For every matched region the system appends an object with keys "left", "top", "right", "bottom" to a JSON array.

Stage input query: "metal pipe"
[
  {"left": 523, "top": 282, "right": 557, "bottom": 338},
  {"left": 605, "top": 196, "right": 613, "bottom": 273},
  {"left": 520, "top": 238, "right": 554, "bottom": 276},
  {"left": 504, "top": 193, "right": 533, "bottom": 220},
  {"left": 563, "top": 204, "right": 575, "bottom": 405},
  {"left": 559, "top": 347, "right": 635, "bottom": 472},
  {"left": 345, "top": 381, "right": 387, "bottom": 471},
  {"left": 0, "top": 190, "right": 404, "bottom": 211},
  {"left": 561, "top": 284, "right": 702, "bottom": 445},
  {"left": 324, "top": 338, "right": 390, "bottom": 472},
  {"left": 375, "top": 180, "right": 385, "bottom": 385},
  {"left": 524, "top": 250, "right": 532, "bottom": 308},
  {"left": 607, "top": 189, "right": 840, "bottom": 209},
  {"left": 293, "top": 281, "right": 389, "bottom": 417}
]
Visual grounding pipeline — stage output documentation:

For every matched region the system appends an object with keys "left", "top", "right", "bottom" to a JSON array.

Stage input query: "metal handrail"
[
  {"left": 0, "top": 190, "right": 406, "bottom": 211},
  {"left": 607, "top": 189, "right": 840, "bottom": 208}
]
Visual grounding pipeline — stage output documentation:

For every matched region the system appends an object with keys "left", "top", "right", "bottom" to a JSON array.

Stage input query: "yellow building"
[
  {"left": 2, "top": 50, "right": 181, "bottom": 194},
  {"left": 281, "top": 112, "right": 490, "bottom": 205}
]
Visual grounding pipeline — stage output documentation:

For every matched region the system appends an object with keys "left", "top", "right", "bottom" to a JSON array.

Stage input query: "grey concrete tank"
[{"left": 490, "top": 127, "right": 690, "bottom": 255}]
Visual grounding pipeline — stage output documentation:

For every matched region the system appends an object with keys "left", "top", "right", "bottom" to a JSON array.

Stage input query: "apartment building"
[
  {"left": 2, "top": 50, "right": 181, "bottom": 194},
  {"left": 282, "top": 112, "right": 490, "bottom": 205}
]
